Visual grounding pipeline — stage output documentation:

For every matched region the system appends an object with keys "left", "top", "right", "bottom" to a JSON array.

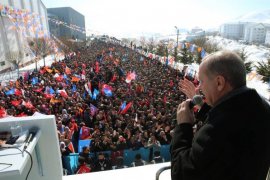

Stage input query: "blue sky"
[{"left": 42, "top": 0, "right": 270, "bottom": 38}]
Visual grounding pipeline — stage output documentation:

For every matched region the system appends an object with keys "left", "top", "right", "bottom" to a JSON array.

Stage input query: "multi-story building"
[
  {"left": 265, "top": 30, "right": 270, "bottom": 45},
  {"left": 0, "top": 0, "right": 49, "bottom": 72},
  {"left": 220, "top": 23, "right": 246, "bottom": 40},
  {"left": 191, "top": 28, "right": 203, "bottom": 34},
  {"left": 244, "top": 23, "right": 267, "bottom": 43},
  {"left": 47, "top": 7, "right": 86, "bottom": 41},
  {"left": 220, "top": 22, "right": 270, "bottom": 44}
]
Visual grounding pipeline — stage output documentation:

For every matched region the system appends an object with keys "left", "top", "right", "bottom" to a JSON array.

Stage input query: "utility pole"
[{"left": 174, "top": 26, "right": 179, "bottom": 62}]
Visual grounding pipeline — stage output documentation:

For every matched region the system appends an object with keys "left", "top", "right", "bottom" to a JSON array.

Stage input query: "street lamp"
[{"left": 174, "top": 26, "right": 179, "bottom": 62}]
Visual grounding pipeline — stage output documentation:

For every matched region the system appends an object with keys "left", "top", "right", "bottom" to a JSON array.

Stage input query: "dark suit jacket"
[{"left": 171, "top": 87, "right": 270, "bottom": 180}]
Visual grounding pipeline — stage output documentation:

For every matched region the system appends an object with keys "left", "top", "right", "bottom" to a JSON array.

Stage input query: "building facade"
[
  {"left": 0, "top": 0, "right": 49, "bottom": 72},
  {"left": 47, "top": 7, "right": 86, "bottom": 41},
  {"left": 220, "top": 23, "right": 246, "bottom": 40},
  {"left": 191, "top": 28, "right": 203, "bottom": 34},
  {"left": 244, "top": 23, "right": 267, "bottom": 43},
  {"left": 220, "top": 22, "right": 270, "bottom": 44},
  {"left": 265, "top": 31, "right": 270, "bottom": 45}
]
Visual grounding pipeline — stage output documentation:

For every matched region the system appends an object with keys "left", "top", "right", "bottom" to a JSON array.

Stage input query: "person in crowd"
[
  {"left": 158, "top": 130, "right": 170, "bottom": 145},
  {"left": 151, "top": 150, "right": 165, "bottom": 164},
  {"left": 112, "top": 156, "right": 128, "bottom": 169},
  {"left": 60, "top": 139, "right": 73, "bottom": 175},
  {"left": 130, "top": 153, "right": 146, "bottom": 167},
  {"left": 171, "top": 50, "right": 270, "bottom": 180},
  {"left": 0, "top": 39, "right": 185, "bottom": 174},
  {"left": 147, "top": 134, "right": 161, "bottom": 162},
  {"left": 76, "top": 157, "right": 91, "bottom": 174},
  {"left": 93, "top": 153, "right": 112, "bottom": 172},
  {"left": 79, "top": 146, "right": 93, "bottom": 168}
]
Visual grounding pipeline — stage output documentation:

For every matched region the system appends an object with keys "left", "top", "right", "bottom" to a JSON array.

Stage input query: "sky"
[{"left": 42, "top": 0, "right": 270, "bottom": 38}]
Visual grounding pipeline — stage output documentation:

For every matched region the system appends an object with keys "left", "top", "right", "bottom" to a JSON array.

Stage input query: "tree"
[
  {"left": 179, "top": 45, "right": 193, "bottom": 65},
  {"left": 195, "top": 50, "right": 203, "bottom": 64},
  {"left": 5, "top": 51, "right": 24, "bottom": 78},
  {"left": 191, "top": 37, "right": 219, "bottom": 64},
  {"left": 174, "top": 46, "right": 178, "bottom": 62},
  {"left": 255, "top": 58, "right": 270, "bottom": 83},
  {"left": 191, "top": 37, "right": 207, "bottom": 49},
  {"left": 139, "top": 36, "right": 147, "bottom": 51},
  {"left": 28, "top": 37, "right": 51, "bottom": 70},
  {"left": 203, "top": 41, "right": 219, "bottom": 54},
  {"left": 121, "top": 38, "right": 130, "bottom": 46},
  {"left": 58, "top": 37, "right": 77, "bottom": 54},
  {"left": 147, "top": 37, "right": 156, "bottom": 53},
  {"left": 236, "top": 48, "right": 253, "bottom": 73},
  {"left": 156, "top": 41, "right": 167, "bottom": 57}
]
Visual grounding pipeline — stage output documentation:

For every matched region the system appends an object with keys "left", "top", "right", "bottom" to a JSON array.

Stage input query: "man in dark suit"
[{"left": 171, "top": 50, "right": 270, "bottom": 180}]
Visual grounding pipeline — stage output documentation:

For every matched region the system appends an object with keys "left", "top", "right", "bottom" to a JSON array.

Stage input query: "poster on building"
[{"left": 0, "top": 5, "right": 8, "bottom": 17}]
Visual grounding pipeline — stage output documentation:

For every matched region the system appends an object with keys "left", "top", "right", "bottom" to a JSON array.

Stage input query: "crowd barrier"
[{"left": 64, "top": 145, "right": 170, "bottom": 174}]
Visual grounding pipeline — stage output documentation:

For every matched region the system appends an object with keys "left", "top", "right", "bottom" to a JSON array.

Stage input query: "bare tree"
[
  {"left": 121, "top": 38, "right": 131, "bottom": 46},
  {"left": 191, "top": 37, "right": 207, "bottom": 48},
  {"left": 28, "top": 37, "right": 58, "bottom": 69},
  {"left": 5, "top": 51, "right": 24, "bottom": 78},
  {"left": 139, "top": 36, "right": 147, "bottom": 50},
  {"left": 147, "top": 37, "right": 156, "bottom": 53},
  {"left": 191, "top": 37, "right": 219, "bottom": 54}
]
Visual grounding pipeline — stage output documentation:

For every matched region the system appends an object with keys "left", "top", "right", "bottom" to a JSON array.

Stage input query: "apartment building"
[{"left": 220, "top": 23, "right": 246, "bottom": 40}]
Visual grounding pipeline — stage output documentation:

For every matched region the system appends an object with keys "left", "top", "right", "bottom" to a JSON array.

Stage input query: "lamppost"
[{"left": 174, "top": 26, "right": 179, "bottom": 62}]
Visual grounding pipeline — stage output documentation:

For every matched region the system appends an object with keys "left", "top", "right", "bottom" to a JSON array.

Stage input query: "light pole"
[{"left": 174, "top": 26, "right": 179, "bottom": 62}]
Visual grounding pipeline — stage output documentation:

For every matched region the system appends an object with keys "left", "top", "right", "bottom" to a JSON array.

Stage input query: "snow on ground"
[
  {"left": 207, "top": 36, "right": 270, "bottom": 101},
  {"left": 0, "top": 54, "right": 64, "bottom": 82},
  {"left": 20, "top": 54, "right": 64, "bottom": 71},
  {"left": 207, "top": 36, "right": 270, "bottom": 65},
  {"left": 1, "top": 39, "right": 269, "bottom": 101},
  {"left": 247, "top": 79, "right": 270, "bottom": 102}
]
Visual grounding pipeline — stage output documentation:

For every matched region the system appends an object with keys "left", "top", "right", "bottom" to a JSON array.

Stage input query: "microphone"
[
  {"left": 189, "top": 95, "right": 204, "bottom": 109},
  {"left": 23, "top": 133, "right": 33, "bottom": 151},
  {"left": 23, "top": 128, "right": 37, "bottom": 151}
]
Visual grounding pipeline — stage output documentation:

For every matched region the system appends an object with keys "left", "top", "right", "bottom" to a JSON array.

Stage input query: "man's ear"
[{"left": 216, "top": 75, "right": 226, "bottom": 91}]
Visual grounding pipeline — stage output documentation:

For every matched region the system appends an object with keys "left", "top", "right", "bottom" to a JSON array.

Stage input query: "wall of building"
[
  {"left": 265, "top": 31, "right": 270, "bottom": 45},
  {"left": 0, "top": 0, "right": 50, "bottom": 72},
  {"left": 244, "top": 24, "right": 266, "bottom": 43},
  {"left": 48, "top": 7, "right": 86, "bottom": 41},
  {"left": 220, "top": 23, "right": 245, "bottom": 40},
  {"left": 221, "top": 22, "right": 270, "bottom": 44}
]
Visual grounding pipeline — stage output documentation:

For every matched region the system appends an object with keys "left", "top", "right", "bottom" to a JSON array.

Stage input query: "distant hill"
[{"left": 232, "top": 9, "right": 270, "bottom": 24}]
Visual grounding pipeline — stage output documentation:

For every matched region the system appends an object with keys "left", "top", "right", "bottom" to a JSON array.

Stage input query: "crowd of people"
[
  {"left": 1, "top": 39, "right": 269, "bottom": 179},
  {"left": 0, "top": 39, "right": 188, "bottom": 174}
]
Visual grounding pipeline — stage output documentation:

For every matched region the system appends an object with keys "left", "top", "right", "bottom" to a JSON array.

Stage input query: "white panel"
[
  {"left": 39, "top": 2, "right": 49, "bottom": 36},
  {"left": 23, "top": 0, "right": 31, "bottom": 11},
  {"left": 12, "top": 0, "right": 23, "bottom": 9},
  {"left": 3, "top": 17, "right": 19, "bottom": 52},
  {"left": 0, "top": 115, "right": 63, "bottom": 180},
  {"left": 0, "top": 0, "right": 10, "bottom": 6},
  {"left": 0, "top": 18, "right": 7, "bottom": 71},
  {"left": 63, "top": 162, "right": 171, "bottom": 180},
  {"left": 31, "top": 0, "right": 39, "bottom": 14}
]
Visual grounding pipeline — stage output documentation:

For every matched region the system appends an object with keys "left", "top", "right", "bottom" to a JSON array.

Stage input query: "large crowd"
[{"left": 0, "top": 40, "right": 188, "bottom": 174}]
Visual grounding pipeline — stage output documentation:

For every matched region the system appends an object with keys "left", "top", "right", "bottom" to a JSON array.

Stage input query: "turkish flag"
[
  {"left": 11, "top": 100, "right": 22, "bottom": 107},
  {"left": 22, "top": 101, "right": 35, "bottom": 109}
]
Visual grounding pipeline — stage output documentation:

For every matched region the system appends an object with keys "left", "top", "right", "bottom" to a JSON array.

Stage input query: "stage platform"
[{"left": 63, "top": 162, "right": 171, "bottom": 180}]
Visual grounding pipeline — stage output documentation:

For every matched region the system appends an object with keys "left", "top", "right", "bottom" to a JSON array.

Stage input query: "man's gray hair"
[{"left": 203, "top": 50, "right": 246, "bottom": 88}]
